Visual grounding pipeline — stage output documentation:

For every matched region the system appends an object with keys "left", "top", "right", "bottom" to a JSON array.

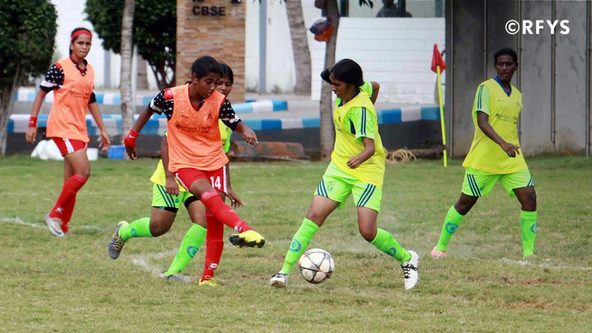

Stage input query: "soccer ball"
[{"left": 298, "top": 248, "right": 335, "bottom": 284}]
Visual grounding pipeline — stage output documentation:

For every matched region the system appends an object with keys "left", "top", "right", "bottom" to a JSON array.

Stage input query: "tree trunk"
[
  {"left": 136, "top": 55, "right": 149, "bottom": 90},
  {"left": 0, "top": 68, "right": 20, "bottom": 156},
  {"left": 286, "top": 0, "right": 311, "bottom": 94},
  {"left": 120, "top": 0, "right": 135, "bottom": 146},
  {"left": 319, "top": 0, "right": 340, "bottom": 161}
]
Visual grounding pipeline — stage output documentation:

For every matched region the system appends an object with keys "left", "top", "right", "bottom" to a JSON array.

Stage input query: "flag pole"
[{"left": 436, "top": 65, "right": 447, "bottom": 168}]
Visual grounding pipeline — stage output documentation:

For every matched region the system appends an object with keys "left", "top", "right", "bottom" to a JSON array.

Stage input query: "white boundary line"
[
  {"left": 500, "top": 257, "right": 592, "bottom": 271},
  {"left": 0, "top": 215, "right": 108, "bottom": 232}
]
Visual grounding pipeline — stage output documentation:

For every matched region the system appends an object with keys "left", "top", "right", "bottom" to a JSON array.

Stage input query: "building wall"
[
  {"left": 446, "top": 0, "right": 591, "bottom": 156},
  {"left": 176, "top": 0, "right": 246, "bottom": 102}
]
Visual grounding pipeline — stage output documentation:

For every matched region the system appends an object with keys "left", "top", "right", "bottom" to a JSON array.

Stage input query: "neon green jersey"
[
  {"left": 335, "top": 81, "right": 373, "bottom": 106},
  {"left": 150, "top": 120, "right": 232, "bottom": 189},
  {"left": 331, "top": 90, "right": 386, "bottom": 187},
  {"left": 462, "top": 78, "right": 527, "bottom": 174}
]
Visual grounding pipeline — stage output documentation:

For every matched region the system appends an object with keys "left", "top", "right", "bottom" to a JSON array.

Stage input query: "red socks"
[
  {"left": 200, "top": 191, "right": 252, "bottom": 233},
  {"left": 49, "top": 174, "right": 87, "bottom": 226},
  {"left": 201, "top": 211, "right": 224, "bottom": 282}
]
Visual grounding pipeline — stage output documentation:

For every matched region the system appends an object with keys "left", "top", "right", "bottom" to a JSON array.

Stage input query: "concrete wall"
[{"left": 446, "top": 0, "right": 591, "bottom": 156}]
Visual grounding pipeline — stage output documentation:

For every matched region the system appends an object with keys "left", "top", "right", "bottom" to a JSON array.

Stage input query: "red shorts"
[
  {"left": 51, "top": 138, "right": 87, "bottom": 157},
  {"left": 175, "top": 167, "right": 227, "bottom": 194}
]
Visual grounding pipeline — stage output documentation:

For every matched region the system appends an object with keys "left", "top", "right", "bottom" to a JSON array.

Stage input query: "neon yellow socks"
[
  {"left": 520, "top": 210, "right": 537, "bottom": 258},
  {"left": 165, "top": 224, "right": 207, "bottom": 276},
  {"left": 119, "top": 217, "right": 152, "bottom": 241},
  {"left": 435, "top": 205, "right": 464, "bottom": 251},
  {"left": 370, "top": 228, "right": 411, "bottom": 263},
  {"left": 280, "top": 218, "right": 319, "bottom": 274}
]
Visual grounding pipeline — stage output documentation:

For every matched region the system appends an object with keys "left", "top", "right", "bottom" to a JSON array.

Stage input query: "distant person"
[
  {"left": 270, "top": 59, "right": 419, "bottom": 290},
  {"left": 431, "top": 48, "right": 538, "bottom": 260},
  {"left": 376, "top": 0, "right": 412, "bottom": 18},
  {"left": 25, "top": 27, "right": 110, "bottom": 237}
]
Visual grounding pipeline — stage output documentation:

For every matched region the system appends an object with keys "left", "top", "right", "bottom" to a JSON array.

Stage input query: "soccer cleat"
[
  {"left": 430, "top": 247, "right": 447, "bottom": 259},
  {"left": 108, "top": 221, "right": 128, "bottom": 259},
  {"left": 229, "top": 230, "right": 265, "bottom": 248},
  {"left": 270, "top": 273, "right": 288, "bottom": 288},
  {"left": 161, "top": 273, "right": 192, "bottom": 284},
  {"left": 44, "top": 214, "right": 65, "bottom": 237},
  {"left": 198, "top": 279, "right": 219, "bottom": 287},
  {"left": 401, "top": 250, "right": 419, "bottom": 290}
]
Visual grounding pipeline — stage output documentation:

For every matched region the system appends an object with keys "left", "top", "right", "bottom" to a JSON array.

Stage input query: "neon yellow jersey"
[
  {"left": 150, "top": 120, "right": 232, "bottom": 189},
  {"left": 335, "top": 81, "right": 373, "bottom": 106},
  {"left": 462, "top": 78, "right": 527, "bottom": 174},
  {"left": 331, "top": 90, "right": 386, "bottom": 187}
]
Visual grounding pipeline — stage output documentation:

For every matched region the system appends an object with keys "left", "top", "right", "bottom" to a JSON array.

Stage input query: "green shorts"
[
  {"left": 314, "top": 163, "right": 383, "bottom": 212},
  {"left": 152, "top": 184, "right": 198, "bottom": 212},
  {"left": 462, "top": 168, "right": 535, "bottom": 198}
]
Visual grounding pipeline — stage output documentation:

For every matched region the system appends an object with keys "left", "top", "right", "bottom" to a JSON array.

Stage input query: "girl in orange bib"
[
  {"left": 110, "top": 56, "right": 265, "bottom": 268},
  {"left": 26, "top": 27, "right": 110, "bottom": 237}
]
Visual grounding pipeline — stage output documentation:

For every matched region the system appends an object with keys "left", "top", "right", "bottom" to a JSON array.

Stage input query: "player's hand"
[
  {"left": 99, "top": 130, "right": 111, "bottom": 151},
  {"left": 25, "top": 127, "right": 37, "bottom": 144},
  {"left": 500, "top": 142, "right": 520, "bottom": 157},
  {"left": 165, "top": 176, "right": 179, "bottom": 195},
  {"left": 125, "top": 145, "right": 138, "bottom": 160},
  {"left": 347, "top": 156, "right": 363, "bottom": 169},
  {"left": 241, "top": 127, "right": 258, "bottom": 146},
  {"left": 226, "top": 188, "right": 243, "bottom": 208}
]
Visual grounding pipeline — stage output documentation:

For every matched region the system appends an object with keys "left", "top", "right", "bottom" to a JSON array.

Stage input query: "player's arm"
[
  {"left": 123, "top": 90, "right": 168, "bottom": 159},
  {"left": 26, "top": 64, "right": 62, "bottom": 144},
  {"left": 473, "top": 85, "right": 519, "bottom": 157},
  {"left": 219, "top": 99, "right": 258, "bottom": 145},
  {"left": 160, "top": 134, "right": 179, "bottom": 195},
  {"left": 476, "top": 112, "right": 519, "bottom": 157},
  {"left": 347, "top": 106, "right": 377, "bottom": 169},
  {"left": 370, "top": 81, "right": 380, "bottom": 104},
  {"left": 88, "top": 101, "right": 110, "bottom": 151},
  {"left": 224, "top": 162, "right": 243, "bottom": 208}
]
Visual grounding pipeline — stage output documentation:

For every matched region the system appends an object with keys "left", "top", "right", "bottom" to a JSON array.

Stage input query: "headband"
[{"left": 71, "top": 30, "right": 92, "bottom": 42}]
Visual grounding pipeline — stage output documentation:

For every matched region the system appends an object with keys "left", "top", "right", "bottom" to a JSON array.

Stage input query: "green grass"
[{"left": 0, "top": 155, "right": 591, "bottom": 332}]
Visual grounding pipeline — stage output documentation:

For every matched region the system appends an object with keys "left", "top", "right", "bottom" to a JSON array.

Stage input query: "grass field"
[{"left": 0, "top": 155, "right": 591, "bottom": 332}]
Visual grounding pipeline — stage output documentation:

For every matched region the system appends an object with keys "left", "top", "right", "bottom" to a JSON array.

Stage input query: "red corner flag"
[{"left": 431, "top": 44, "right": 446, "bottom": 73}]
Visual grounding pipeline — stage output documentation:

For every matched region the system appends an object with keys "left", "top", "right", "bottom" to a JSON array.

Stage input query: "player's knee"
[
  {"left": 76, "top": 169, "right": 90, "bottom": 180},
  {"left": 359, "top": 228, "right": 376, "bottom": 242},
  {"left": 150, "top": 222, "right": 171, "bottom": 237}
]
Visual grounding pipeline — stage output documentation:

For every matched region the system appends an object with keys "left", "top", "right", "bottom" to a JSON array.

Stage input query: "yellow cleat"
[
  {"left": 198, "top": 279, "right": 219, "bottom": 287},
  {"left": 229, "top": 230, "right": 265, "bottom": 248}
]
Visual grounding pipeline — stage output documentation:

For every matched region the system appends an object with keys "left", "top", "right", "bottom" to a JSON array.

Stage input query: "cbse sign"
[{"left": 192, "top": 0, "right": 241, "bottom": 17}]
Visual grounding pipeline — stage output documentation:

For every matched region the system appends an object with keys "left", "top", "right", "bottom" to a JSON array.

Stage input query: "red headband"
[{"left": 71, "top": 30, "right": 92, "bottom": 42}]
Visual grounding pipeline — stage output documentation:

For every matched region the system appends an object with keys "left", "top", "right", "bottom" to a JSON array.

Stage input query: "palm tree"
[
  {"left": 285, "top": 0, "right": 311, "bottom": 94},
  {"left": 120, "top": 0, "right": 135, "bottom": 143}
]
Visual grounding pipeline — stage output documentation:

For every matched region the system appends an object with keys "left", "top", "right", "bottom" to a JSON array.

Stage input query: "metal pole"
[
  {"left": 258, "top": 0, "right": 267, "bottom": 94},
  {"left": 483, "top": 0, "right": 488, "bottom": 79},
  {"left": 448, "top": 0, "right": 455, "bottom": 156},
  {"left": 587, "top": 0, "right": 591, "bottom": 156},
  {"left": 551, "top": 0, "right": 557, "bottom": 145},
  {"left": 104, "top": 50, "right": 111, "bottom": 89}
]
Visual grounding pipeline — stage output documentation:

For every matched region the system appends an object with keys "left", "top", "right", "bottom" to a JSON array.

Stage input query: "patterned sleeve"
[
  {"left": 474, "top": 85, "right": 490, "bottom": 115},
  {"left": 347, "top": 106, "right": 377, "bottom": 143},
  {"left": 40, "top": 64, "right": 64, "bottom": 93},
  {"left": 219, "top": 99, "right": 241, "bottom": 131},
  {"left": 149, "top": 89, "right": 175, "bottom": 120}
]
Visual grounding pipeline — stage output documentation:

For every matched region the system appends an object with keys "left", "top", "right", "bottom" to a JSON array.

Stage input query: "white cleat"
[
  {"left": 270, "top": 273, "right": 288, "bottom": 288},
  {"left": 44, "top": 214, "right": 64, "bottom": 237},
  {"left": 401, "top": 250, "right": 419, "bottom": 290}
]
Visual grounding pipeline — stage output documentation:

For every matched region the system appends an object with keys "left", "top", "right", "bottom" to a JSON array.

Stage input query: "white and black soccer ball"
[{"left": 298, "top": 248, "right": 335, "bottom": 284}]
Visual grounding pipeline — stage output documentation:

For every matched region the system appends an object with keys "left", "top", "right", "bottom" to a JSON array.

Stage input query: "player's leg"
[
  {"left": 271, "top": 165, "right": 345, "bottom": 288},
  {"left": 354, "top": 183, "right": 419, "bottom": 290},
  {"left": 60, "top": 155, "right": 76, "bottom": 233},
  {"left": 108, "top": 184, "right": 179, "bottom": 259},
  {"left": 432, "top": 169, "right": 496, "bottom": 258},
  {"left": 503, "top": 169, "right": 537, "bottom": 258},
  {"left": 176, "top": 168, "right": 264, "bottom": 247},
  {"left": 164, "top": 195, "right": 207, "bottom": 279},
  {"left": 200, "top": 206, "right": 225, "bottom": 285},
  {"left": 46, "top": 140, "right": 90, "bottom": 236}
]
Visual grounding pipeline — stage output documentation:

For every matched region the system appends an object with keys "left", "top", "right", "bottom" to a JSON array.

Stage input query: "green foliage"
[
  {"left": 0, "top": 0, "right": 57, "bottom": 88},
  {"left": 0, "top": 156, "right": 591, "bottom": 331},
  {"left": 85, "top": 0, "right": 176, "bottom": 88}
]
